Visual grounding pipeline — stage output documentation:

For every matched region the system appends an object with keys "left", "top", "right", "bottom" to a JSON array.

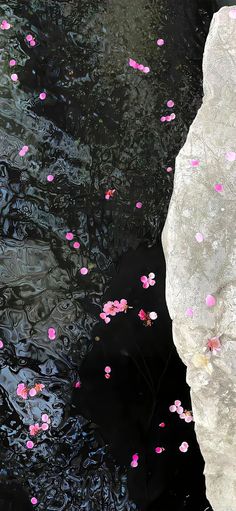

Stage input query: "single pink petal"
[
  {"left": 26, "top": 34, "right": 33, "bottom": 42},
  {"left": 214, "top": 183, "right": 224, "bottom": 193},
  {"left": 29, "top": 388, "right": 37, "bottom": 397},
  {"left": 30, "top": 39, "right": 36, "bottom": 47},
  {"left": 0, "top": 340, "right": 4, "bottom": 349},
  {"left": 143, "top": 281, "right": 149, "bottom": 289},
  {"left": 42, "top": 414, "right": 49, "bottom": 423},
  {"left": 160, "top": 116, "right": 166, "bottom": 122},
  {"left": 195, "top": 232, "right": 204, "bottom": 243},
  {"left": 174, "top": 400, "right": 181, "bottom": 407},
  {"left": 185, "top": 307, "right": 193, "bottom": 317},
  {"left": 156, "top": 38, "right": 164, "bottom": 46},
  {"left": 41, "top": 422, "right": 49, "bottom": 431},
  {"left": 179, "top": 413, "right": 186, "bottom": 419},
  {"left": 169, "top": 405, "right": 177, "bottom": 412},
  {"left": 80, "top": 267, "right": 88, "bottom": 275},
  {"left": 132, "top": 454, "right": 139, "bottom": 461},
  {"left": 129, "top": 58, "right": 136, "bottom": 68},
  {"left": 74, "top": 381, "right": 81, "bottom": 388},
  {"left": 143, "top": 66, "right": 150, "bottom": 73},
  {"left": 205, "top": 294, "right": 216, "bottom": 307},
  {"left": 73, "top": 241, "right": 80, "bottom": 249},
  {"left": 138, "top": 64, "right": 144, "bottom": 71},
  {"left": 47, "top": 174, "right": 54, "bottom": 182},
  {"left": 65, "top": 232, "right": 74, "bottom": 240},
  {"left": 136, "top": 201, "right": 142, "bottom": 209},
  {"left": 166, "top": 166, "right": 172, "bottom": 172},
  {"left": 31, "top": 497, "right": 38, "bottom": 505},
  {"left": 48, "top": 327, "right": 56, "bottom": 340},
  {"left": 149, "top": 272, "right": 155, "bottom": 279},
  {"left": 159, "top": 422, "right": 165, "bottom": 428},
  {"left": 131, "top": 460, "right": 138, "bottom": 467},
  {"left": 185, "top": 416, "right": 193, "bottom": 423},
  {"left": 11, "top": 73, "right": 18, "bottom": 82},
  {"left": 170, "top": 113, "right": 176, "bottom": 120},
  {"left": 105, "top": 373, "right": 110, "bottom": 379},
  {"left": 155, "top": 447, "right": 164, "bottom": 454},
  {"left": 105, "top": 366, "right": 111, "bottom": 373},
  {"left": 140, "top": 275, "right": 148, "bottom": 283},
  {"left": 229, "top": 9, "right": 236, "bottom": 19},
  {"left": 177, "top": 406, "right": 184, "bottom": 414},
  {"left": 149, "top": 311, "right": 157, "bottom": 320},
  {"left": 9, "top": 59, "right": 16, "bottom": 67},
  {"left": 26, "top": 440, "right": 34, "bottom": 449},
  {"left": 104, "top": 317, "right": 111, "bottom": 324},
  {"left": 149, "top": 279, "right": 156, "bottom": 286},
  {"left": 39, "top": 92, "right": 47, "bottom": 100},
  {"left": 179, "top": 444, "right": 188, "bottom": 453},
  {"left": 167, "top": 100, "right": 174, "bottom": 108},
  {"left": 166, "top": 115, "right": 172, "bottom": 122}
]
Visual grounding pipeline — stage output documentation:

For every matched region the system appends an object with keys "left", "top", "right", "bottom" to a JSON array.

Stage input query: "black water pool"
[{"left": 0, "top": 1, "right": 217, "bottom": 510}]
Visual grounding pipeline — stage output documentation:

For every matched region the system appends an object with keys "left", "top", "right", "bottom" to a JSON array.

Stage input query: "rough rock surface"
[{"left": 162, "top": 7, "right": 236, "bottom": 511}]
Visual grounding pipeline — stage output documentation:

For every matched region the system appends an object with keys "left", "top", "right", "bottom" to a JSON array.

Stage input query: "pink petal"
[
  {"left": 39, "top": 92, "right": 47, "bottom": 100},
  {"left": 174, "top": 400, "right": 181, "bottom": 407},
  {"left": 29, "top": 388, "right": 37, "bottom": 397},
  {"left": 132, "top": 454, "right": 139, "bottom": 461},
  {"left": 80, "top": 267, "right": 88, "bottom": 275},
  {"left": 191, "top": 159, "right": 199, "bottom": 167},
  {"left": 185, "top": 416, "right": 193, "bottom": 423},
  {"left": 169, "top": 405, "right": 177, "bottom": 412},
  {"left": 31, "top": 497, "right": 38, "bottom": 505},
  {"left": 156, "top": 39, "right": 164, "bottom": 46},
  {"left": 11, "top": 74, "right": 18, "bottom": 82},
  {"left": 9, "top": 59, "right": 16, "bottom": 67},
  {"left": 105, "top": 366, "right": 111, "bottom": 373},
  {"left": 65, "top": 232, "right": 74, "bottom": 240},
  {"left": 166, "top": 167, "right": 173, "bottom": 172},
  {"left": 185, "top": 307, "right": 193, "bottom": 317},
  {"left": 47, "top": 174, "right": 54, "bottom": 182},
  {"left": 42, "top": 414, "right": 49, "bottom": 423},
  {"left": 136, "top": 201, "right": 142, "bottom": 209},
  {"left": 177, "top": 406, "right": 184, "bottom": 414},
  {"left": 48, "top": 327, "right": 56, "bottom": 340},
  {"left": 26, "top": 440, "right": 34, "bottom": 449},
  {"left": 140, "top": 276, "right": 148, "bottom": 283},
  {"left": 0, "top": 340, "right": 4, "bottom": 349},
  {"left": 41, "top": 423, "right": 49, "bottom": 431},
  {"left": 167, "top": 100, "right": 174, "bottom": 108},
  {"left": 155, "top": 447, "right": 164, "bottom": 454},
  {"left": 73, "top": 241, "right": 80, "bottom": 249},
  {"left": 131, "top": 460, "right": 138, "bottom": 467},
  {"left": 195, "top": 232, "right": 204, "bottom": 243},
  {"left": 149, "top": 311, "right": 157, "bottom": 320},
  {"left": 214, "top": 183, "right": 224, "bottom": 193}
]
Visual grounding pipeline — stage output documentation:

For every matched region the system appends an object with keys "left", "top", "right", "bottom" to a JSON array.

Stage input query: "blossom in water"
[
  {"left": 207, "top": 336, "right": 221, "bottom": 355},
  {"left": 99, "top": 312, "right": 111, "bottom": 324},
  {"left": 31, "top": 497, "right": 38, "bottom": 505},
  {"left": 138, "top": 309, "right": 158, "bottom": 327},
  {"left": 73, "top": 241, "right": 80, "bottom": 249},
  {"left": 26, "top": 440, "right": 34, "bottom": 449},
  {"left": 47, "top": 174, "right": 54, "bottom": 182},
  {"left": 9, "top": 59, "right": 16, "bottom": 67},
  {"left": 48, "top": 327, "right": 56, "bottom": 340},
  {"left": 17, "top": 383, "right": 28, "bottom": 400},
  {"left": 136, "top": 201, "right": 143, "bottom": 209},
  {"left": 129, "top": 58, "right": 150, "bottom": 73},
  {"left": 39, "top": 92, "right": 47, "bottom": 100},
  {"left": 100, "top": 299, "right": 129, "bottom": 323},
  {"left": 191, "top": 159, "right": 200, "bottom": 167},
  {"left": 80, "top": 267, "right": 88, "bottom": 275},
  {"left": 140, "top": 272, "right": 156, "bottom": 289},
  {"left": 1, "top": 20, "right": 11, "bottom": 30},
  {"left": 34, "top": 383, "right": 45, "bottom": 393},
  {"left": 105, "top": 189, "right": 115, "bottom": 200},
  {"left": 167, "top": 100, "right": 174, "bottom": 108},
  {"left": 29, "top": 423, "right": 41, "bottom": 436},
  {"left": 11, "top": 73, "right": 18, "bottom": 82},
  {"left": 156, "top": 38, "right": 164, "bottom": 46}
]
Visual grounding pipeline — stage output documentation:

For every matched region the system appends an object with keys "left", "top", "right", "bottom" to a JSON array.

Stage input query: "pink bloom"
[
  {"left": 29, "top": 423, "right": 41, "bottom": 436},
  {"left": 140, "top": 273, "right": 156, "bottom": 288},
  {"left": 132, "top": 454, "right": 139, "bottom": 461},
  {"left": 136, "top": 201, "right": 143, "bottom": 209},
  {"left": 34, "top": 383, "right": 45, "bottom": 394},
  {"left": 169, "top": 405, "right": 177, "bottom": 412},
  {"left": 41, "top": 422, "right": 49, "bottom": 431},
  {"left": 39, "top": 92, "right": 47, "bottom": 100},
  {"left": 159, "top": 422, "right": 165, "bottom": 428},
  {"left": 73, "top": 241, "right": 80, "bottom": 249},
  {"left": 47, "top": 174, "right": 54, "bottom": 182},
  {"left": 156, "top": 39, "right": 164, "bottom": 46},
  {"left": 167, "top": 100, "right": 174, "bottom": 108},
  {"left": 42, "top": 414, "right": 49, "bottom": 423},
  {"left": 131, "top": 460, "right": 138, "bottom": 467},
  {"left": 9, "top": 59, "right": 16, "bottom": 67},
  {"left": 104, "top": 366, "right": 111, "bottom": 374},
  {"left": 0, "top": 340, "right": 3, "bottom": 349},
  {"left": 207, "top": 336, "right": 221, "bottom": 354},
  {"left": 138, "top": 309, "right": 147, "bottom": 321},
  {"left": 31, "top": 497, "right": 38, "bottom": 505},
  {"left": 103, "top": 301, "right": 118, "bottom": 316}
]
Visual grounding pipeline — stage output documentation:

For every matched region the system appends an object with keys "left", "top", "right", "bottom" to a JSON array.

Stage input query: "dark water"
[{"left": 0, "top": 1, "right": 218, "bottom": 510}]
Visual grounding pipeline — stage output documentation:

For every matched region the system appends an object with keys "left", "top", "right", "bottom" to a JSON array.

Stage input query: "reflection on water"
[{"left": 0, "top": 1, "right": 212, "bottom": 509}]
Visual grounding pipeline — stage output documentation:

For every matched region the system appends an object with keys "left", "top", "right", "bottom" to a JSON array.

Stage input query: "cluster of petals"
[
  {"left": 140, "top": 272, "right": 156, "bottom": 288},
  {"left": 160, "top": 113, "right": 176, "bottom": 122},
  {"left": 1, "top": 20, "right": 11, "bottom": 30},
  {"left": 129, "top": 59, "right": 150, "bottom": 74},
  {"left": 169, "top": 400, "right": 194, "bottom": 423},
  {"left": 104, "top": 365, "right": 111, "bottom": 379},
  {"left": 179, "top": 441, "right": 189, "bottom": 453},
  {"left": 26, "top": 34, "right": 36, "bottom": 47},
  {"left": 29, "top": 414, "right": 50, "bottom": 436},
  {"left": 206, "top": 336, "right": 221, "bottom": 355},
  {"left": 100, "top": 299, "right": 128, "bottom": 324},
  {"left": 131, "top": 453, "right": 139, "bottom": 468},
  {"left": 19, "top": 145, "right": 29, "bottom": 157},
  {"left": 138, "top": 309, "right": 158, "bottom": 326},
  {"left": 105, "top": 189, "right": 115, "bottom": 200},
  {"left": 17, "top": 382, "right": 45, "bottom": 399}
]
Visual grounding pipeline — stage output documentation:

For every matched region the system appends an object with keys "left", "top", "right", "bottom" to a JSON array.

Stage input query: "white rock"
[{"left": 162, "top": 7, "right": 236, "bottom": 511}]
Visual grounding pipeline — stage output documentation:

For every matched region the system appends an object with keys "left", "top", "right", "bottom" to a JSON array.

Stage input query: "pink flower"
[
  {"left": 29, "top": 423, "right": 41, "bottom": 436},
  {"left": 167, "top": 100, "right": 174, "bottom": 108},
  {"left": 26, "top": 440, "right": 34, "bottom": 449},
  {"left": 29, "top": 388, "right": 37, "bottom": 397},
  {"left": 48, "top": 327, "right": 56, "bottom": 340},
  {"left": 11, "top": 74, "right": 18, "bottom": 82},
  {"left": 103, "top": 301, "right": 118, "bottom": 316},
  {"left": 138, "top": 309, "right": 157, "bottom": 326},
  {"left": 31, "top": 497, "right": 38, "bottom": 505},
  {"left": 105, "top": 189, "right": 115, "bottom": 200},
  {"left": 39, "top": 92, "right": 47, "bottom": 100},
  {"left": 156, "top": 39, "right": 164, "bottom": 46},
  {"left": 117, "top": 299, "right": 128, "bottom": 312},
  {"left": 207, "top": 336, "right": 221, "bottom": 354},
  {"left": 9, "top": 59, "right": 16, "bottom": 67},
  {"left": 138, "top": 309, "right": 148, "bottom": 321},
  {"left": 214, "top": 183, "right": 224, "bottom": 193},
  {"left": 140, "top": 273, "right": 156, "bottom": 289},
  {"left": 131, "top": 460, "right": 138, "bottom": 467},
  {"left": 17, "top": 383, "right": 28, "bottom": 399}
]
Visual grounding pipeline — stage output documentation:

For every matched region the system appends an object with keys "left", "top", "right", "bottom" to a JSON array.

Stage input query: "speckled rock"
[{"left": 162, "top": 7, "right": 236, "bottom": 511}]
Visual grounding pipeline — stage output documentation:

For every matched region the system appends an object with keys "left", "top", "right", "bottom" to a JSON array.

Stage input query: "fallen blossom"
[
  {"left": 206, "top": 336, "right": 221, "bottom": 355},
  {"left": 105, "top": 189, "right": 115, "bottom": 200},
  {"left": 140, "top": 272, "right": 156, "bottom": 289},
  {"left": 138, "top": 309, "right": 158, "bottom": 327}
]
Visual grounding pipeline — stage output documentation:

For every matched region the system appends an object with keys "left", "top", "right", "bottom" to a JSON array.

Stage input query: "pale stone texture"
[{"left": 162, "top": 7, "right": 236, "bottom": 511}]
